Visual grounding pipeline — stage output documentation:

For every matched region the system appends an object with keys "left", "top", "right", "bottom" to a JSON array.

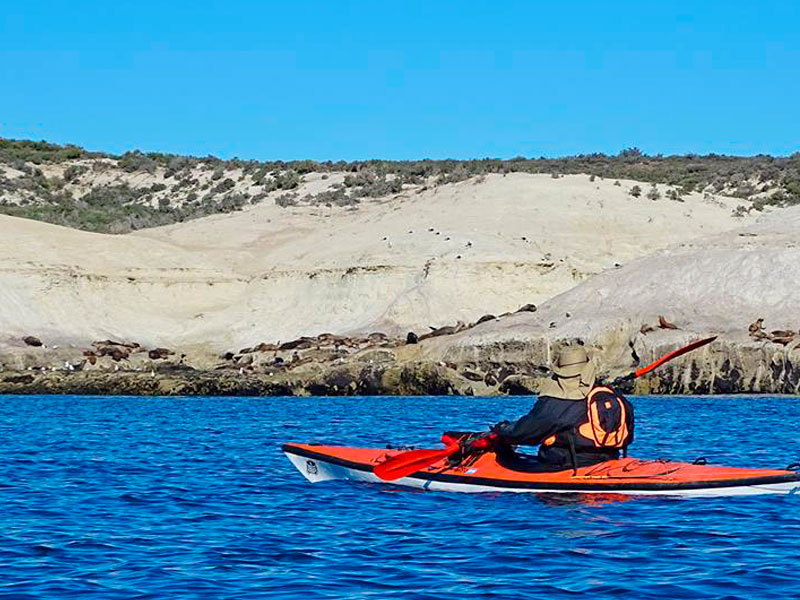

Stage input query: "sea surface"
[{"left": 1, "top": 394, "right": 799, "bottom": 599}]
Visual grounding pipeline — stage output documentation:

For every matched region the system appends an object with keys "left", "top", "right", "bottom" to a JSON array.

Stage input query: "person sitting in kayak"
[{"left": 491, "top": 346, "right": 634, "bottom": 470}]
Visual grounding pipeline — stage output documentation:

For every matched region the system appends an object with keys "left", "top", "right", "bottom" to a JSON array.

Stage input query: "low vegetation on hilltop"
[{"left": 1, "top": 138, "right": 799, "bottom": 233}]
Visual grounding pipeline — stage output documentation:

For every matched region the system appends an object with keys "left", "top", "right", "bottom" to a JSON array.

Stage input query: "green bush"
[
  {"left": 218, "top": 193, "right": 248, "bottom": 212},
  {"left": 119, "top": 151, "right": 157, "bottom": 173},
  {"left": 252, "top": 167, "right": 269, "bottom": 184},
  {"left": 275, "top": 193, "right": 298, "bottom": 207},
  {"left": 63, "top": 165, "right": 88, "bottom": 182},
  {"left": 0, "top": 139, "right": 96, "bottom": 164},
  {"left": 212, "top": 178, "right": 235, "bottom": 193},
  {"left": 274, "top": 170, "right": 300, "bottom": 190},
  {"left": 309, "top": 186, "right": 359, "bottom": 207}
]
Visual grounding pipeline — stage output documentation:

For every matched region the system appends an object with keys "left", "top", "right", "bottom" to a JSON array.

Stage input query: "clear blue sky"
[{"left": 1, "top": 1, "right": 798, "bottom": 160}]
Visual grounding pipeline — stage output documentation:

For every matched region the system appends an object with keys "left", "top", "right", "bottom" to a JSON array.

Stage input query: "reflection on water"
[{"left": 535, "top": 492, "right": 639, "bottom": 506}]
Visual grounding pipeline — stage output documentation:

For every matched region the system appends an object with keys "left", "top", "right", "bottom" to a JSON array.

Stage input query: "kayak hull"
[{"left": 283, "top": 443, "right": 800, "bottom": 497}]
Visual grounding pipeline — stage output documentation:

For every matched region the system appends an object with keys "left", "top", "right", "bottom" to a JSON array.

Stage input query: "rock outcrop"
[{"left": 414, "top": 207, "right": 800, "bottom": 395}]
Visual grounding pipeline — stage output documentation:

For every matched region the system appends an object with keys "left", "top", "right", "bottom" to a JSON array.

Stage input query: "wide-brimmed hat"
[
  {"left": 552, "top": 346, "right": 592, "bottom": 378},
  {"left": 540, "top": 346, "right": 596, "bottom": 399}
]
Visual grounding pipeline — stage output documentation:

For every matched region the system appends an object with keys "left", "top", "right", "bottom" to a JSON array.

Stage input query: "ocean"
[{"left": 1, "top": 394, "right": 799, "bottom": 599}]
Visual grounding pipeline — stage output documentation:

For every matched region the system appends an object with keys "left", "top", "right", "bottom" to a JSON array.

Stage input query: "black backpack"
[{"left": 576, "top": 386, "right": 635, "bottom": 451}]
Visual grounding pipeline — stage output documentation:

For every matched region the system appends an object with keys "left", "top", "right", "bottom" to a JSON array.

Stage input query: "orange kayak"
[{"left": 283, "top": 443, "right": 800, "bottom": 497}]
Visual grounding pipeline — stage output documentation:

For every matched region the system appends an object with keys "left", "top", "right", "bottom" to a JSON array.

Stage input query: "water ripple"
[{"left": 0, "top": 394, "right": 798, "bottom": 599}]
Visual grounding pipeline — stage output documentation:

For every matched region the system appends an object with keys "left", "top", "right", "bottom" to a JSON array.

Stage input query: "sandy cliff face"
[
  {"left": 421, "top": 207, "right": 800, "bottom": 394},
  {"left": 0, "top": 173, "right": 756, "bottom": 350}
]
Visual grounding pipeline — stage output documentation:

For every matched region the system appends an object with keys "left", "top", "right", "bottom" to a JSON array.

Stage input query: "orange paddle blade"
[
  {"left": 634, "top": 336, "right": 717, "bottom": 378},
  {"left": 374, "top": 445, "right": 459, "bottom": 481}
]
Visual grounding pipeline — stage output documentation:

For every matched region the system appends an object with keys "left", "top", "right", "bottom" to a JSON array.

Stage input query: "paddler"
[{"left": 490, "top": 346, "right": 634, "bottom": 469}]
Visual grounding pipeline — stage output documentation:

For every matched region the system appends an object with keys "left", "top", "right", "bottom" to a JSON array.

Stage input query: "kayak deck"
[{"left": 283, "top": 443, "right": 800, "bottom": 497}]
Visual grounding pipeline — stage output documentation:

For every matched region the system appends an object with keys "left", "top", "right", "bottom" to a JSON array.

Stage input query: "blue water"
[{"left": 1, "top": 395, "right": 799, "bottom": 599}]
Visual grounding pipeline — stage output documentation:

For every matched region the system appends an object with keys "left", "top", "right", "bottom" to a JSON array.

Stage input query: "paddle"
[
  {"left": 374, "top": 432, "right": 497, "bottom": 482},
  {"left": 373, "top": 444, "right": 460, "bottom": 481},
  {"left": 374, "top": 335, "right": 718, "bottom": 481},
  {"left": 611, "top": 335, "right": 717, "bottom": 385}
]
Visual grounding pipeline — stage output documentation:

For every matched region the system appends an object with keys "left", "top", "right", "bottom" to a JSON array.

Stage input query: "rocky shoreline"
[{"left": 2, "top": 335, "right": 798, "bottom": 396}]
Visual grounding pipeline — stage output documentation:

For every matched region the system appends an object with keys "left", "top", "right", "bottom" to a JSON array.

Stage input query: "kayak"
[{"left": 283, "top": 443, "right": 800, "bottom": 497}]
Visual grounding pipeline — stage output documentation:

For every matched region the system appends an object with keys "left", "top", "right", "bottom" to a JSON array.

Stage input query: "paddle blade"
[
  {"left": 634, "top": 336, "right": 717, "bottom": 378},
  {"left": 374, "top": 446, "right": 458, "bottom": 481}
]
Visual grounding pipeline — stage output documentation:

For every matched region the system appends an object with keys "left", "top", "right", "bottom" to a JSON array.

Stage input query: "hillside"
[
  {"left": 1, "top": 138, "right": 799, "bottom": 233},
  {"left": 3, "top": 138, "right": 799, "bottom": 396},
  {"left": 0, "top": 172, "right": 758, "bottom": 350}
]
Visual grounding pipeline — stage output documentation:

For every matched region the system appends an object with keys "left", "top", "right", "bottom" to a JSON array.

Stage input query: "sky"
[{"left": 1, "top": 1, "right": 798, "bottom": 160}]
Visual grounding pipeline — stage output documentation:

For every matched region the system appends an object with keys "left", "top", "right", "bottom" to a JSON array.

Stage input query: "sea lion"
[
  {"left": 148, "top": 348, "right": 174, "bottom": 360},
  {"left": 640, "top": 323, "right": 656, "bottom": 335},
  {"left": 279, "top": 337, "right": 315, "bottom": 351},
  {"left": 105, "top": 347, "right": 129, "bottom": 362},
  {"left": 516, "top": 303, "right": 537, "bottom": 313},
  {"left": 748, "top": 318, "right": 765, "bottom": 336},
  {"left": 658, "top": 315, "right": 679, "bottom": 329},
  {"left": 22, "top": 336, "right": 43, "bottom": 347},
  {"left": 771, "top": 334, "right": 795, "bottom": 346},
  {"left": 92, "top": 339, "right": 139, "bottom": 350},
  {"left": 476, "top": 314, "right": 496, "bottom": 325},
  {"left": 770, "top": 329, "right": 795, "bottom": 339},
  {"left": 428, "top": 325, "right": 457, "bottom": 337}
]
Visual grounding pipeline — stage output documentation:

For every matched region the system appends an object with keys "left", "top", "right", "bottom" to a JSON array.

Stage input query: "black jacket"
[{"left": 496, "top": 394, "right": 622, "bottom": 467}]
